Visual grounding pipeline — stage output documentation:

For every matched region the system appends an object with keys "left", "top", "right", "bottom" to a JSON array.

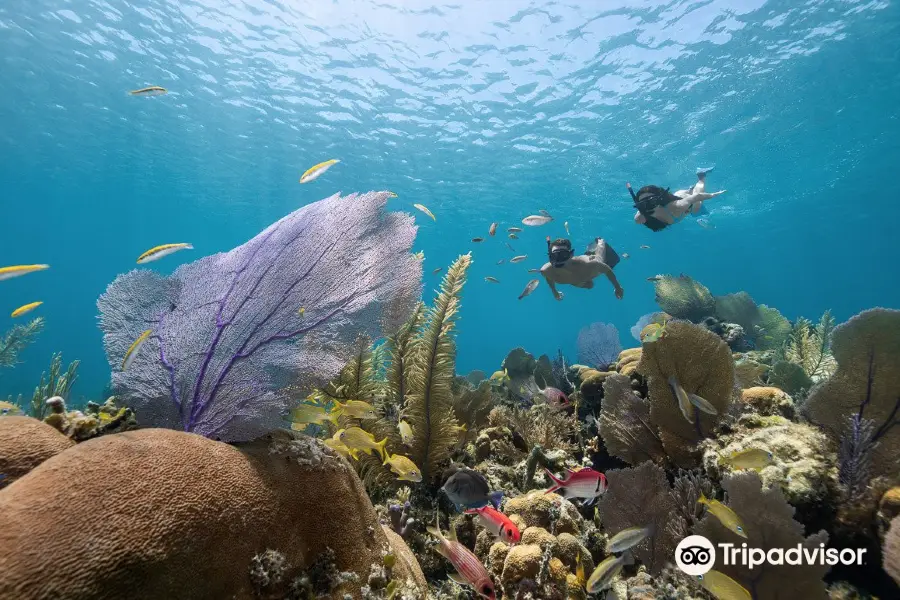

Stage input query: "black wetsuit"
[{"left": 630, "top": 185, "right": 681, "bottom": 232}]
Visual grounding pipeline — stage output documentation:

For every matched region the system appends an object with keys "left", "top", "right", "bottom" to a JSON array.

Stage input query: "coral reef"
[
  {"left": 598, "top": 373, "right": 665, "bottom": 465},
  {"left": 701, "top": 414, "right": 839, "bottom": 523},
  {"left": 653, "top": 275, "right": 715, "bottom": 323},
  {"left": 637, "top": 320, "right": 735, "bottom": 467},
  {"left": 598, "top": 462, "right": 681, "bottom": 574},
  {"left": 0, "top": 429, "right": 426, "bottom": 599},
  {"left": 786, "top": 311, "right": 838, "bottom": 382},
  {"left": 576, "top": 322, "right": 622, "bottom": 370},
  {"left": 0, "top": 317, "right": 44, "bottom": 368},
  {"left": 695, "top": 472, "right": 830, "bottom": 600},
  {"left": 804, "top": 308, "right": 900, "bottom": 481},
  {"left": 739, "top": 386, "right": 795, "bottom": 418},
  {"left": 42, "top": 396, "right": 137, "bottom": 442},
  {"left": 0, "top": 415, "right": 74, "bottom": 486},
  {"left": 98, "top": 191, "right": 422, "bottom": 442}
]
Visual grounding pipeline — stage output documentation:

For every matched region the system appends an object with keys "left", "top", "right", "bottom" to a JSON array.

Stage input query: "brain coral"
[
  {"left": 0, "top": 416, "right": 74, "bottom": 485},
  {"left": 0, "top": 429, "right": 425, "bottom": 599}
]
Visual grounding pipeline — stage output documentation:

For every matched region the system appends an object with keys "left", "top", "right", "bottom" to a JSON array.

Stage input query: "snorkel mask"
[{"left": 547, "top": 237, "right": 574, "bottom": 267}]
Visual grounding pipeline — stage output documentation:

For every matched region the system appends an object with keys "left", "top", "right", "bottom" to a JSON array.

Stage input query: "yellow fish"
[
  {"left": 575, "top": 551, "right": 586, "bottom": 588},
  {"left": 11, "top": 301, "right": 43, "bottom": 318},
  {"left": 398, "top": 420, "right": 414, "bottom": 445},
  {"left": 129, "top": 86, "right": 167, "bottom": 96},
  {"left": 586, "top": 552, "right": 632, "bottom": 593},
  {"left": 324, "top": 437, "right": 353, "bottom": 458},
  {"left": 698, "top": 493, "right": 747, "bottom": 538},
  {"left": 386, "top": 191, "right": 398, "bottom": 198},
  {"left": 339, "top": 427, "right": 388, "bottom": 460},
  {"left": 413, "top": 203, "right": 436, "bottom": 221},
  {"left": 0, "top": 264, "right": 49, "bottom": 281},
  {"left": 299, "top": 159, "right": 340, "bottom": 183},
  {"left": 698, "top": 569, "right": 752, "bottom": 600},
  {"left": 298, "top": 307, "right": 305, "bottom": 317},
  {"left": 414, "top": 250, "right": 425, "bottom": 261},
  {"left": 723, "top": 448, "right": 774, "bottom": 472},
  {"left": 333, "top": 399, "right": 377, "bottom": 420},
  {"left": 122, "top": 330, "right": 152, "bottom": 371},
  {"left": 641, "top": 322, "right": 667, "bottom": 343},
  {"left": 0, "top": 401, "right": 22, "bottom": 416},
  {"left": 290, "top": 403, "right": 340, "bottom": 427},
  {"left": 137, "top": 243, "right": 193, "bottom": 264},
  {"left": 489, "top": 369, "right": 510, "bottom": 384},
  {"left": 383, "top": 454, "right": 422, "bottom": 482}
]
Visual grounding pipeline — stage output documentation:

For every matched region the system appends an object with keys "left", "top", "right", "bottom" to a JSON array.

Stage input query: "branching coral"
[
  {"left": 785, "top": 312, "right": 837, "bottom": 382},
  {"left": 637, "top": 320, "right": 736, "bottom": 467},
  {"left": 576, "top": 322, "right": 622, "bottom": 370},
  {"left": 653, "top": 275, "right": 715, "bottom": 322},
  {"left": 598, "top": 373, "right": 666, "bottom": 465},
  {"left": 695, "top": 472, "right": 830, "bottom": 600},
  {"left": 0, "top": 317, "right": 44, "bottom": 368},
  {"left": 805, "top": 308, "right": 900, "bottom": 481},
  {"left": 598, "top": 461, "right": 680, "bottom": 575},
  {"left": 405, "top": 254, "right": 470, "bottom": 484},
  {"left": 97, "top": 191, "right": 421, "bottom": 442}
]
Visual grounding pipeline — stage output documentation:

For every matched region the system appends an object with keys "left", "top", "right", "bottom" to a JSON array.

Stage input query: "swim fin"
[{"left": 696, "top": 166, "right": 715, "bottom": 176}]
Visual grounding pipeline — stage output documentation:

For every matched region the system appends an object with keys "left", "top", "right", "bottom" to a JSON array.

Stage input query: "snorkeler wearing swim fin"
[{"left": 630, "top": 167, "right": 726, "bottom": 232}]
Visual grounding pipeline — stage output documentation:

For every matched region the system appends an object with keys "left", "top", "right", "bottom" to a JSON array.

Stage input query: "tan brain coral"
[
  {"left": 0, "top": 428, "right": 425, "bottom": 600},
  {"left": 0, "top": 416, "right": 74, "bottom": 485}
]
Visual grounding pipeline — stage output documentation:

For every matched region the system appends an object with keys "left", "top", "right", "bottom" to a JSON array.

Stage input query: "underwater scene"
[{"left": 2, "top": 0, "right": 900, "bottom": 599}]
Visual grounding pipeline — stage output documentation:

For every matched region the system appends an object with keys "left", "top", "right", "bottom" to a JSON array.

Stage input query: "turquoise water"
[{"left": 1, "top": 0, "right": 898, "bottom": 402}]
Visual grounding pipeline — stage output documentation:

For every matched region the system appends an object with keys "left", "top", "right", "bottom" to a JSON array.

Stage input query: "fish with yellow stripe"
[
  {"left": 290, "top": 403, "right": 341, "bottom": 428},
  {"left": 339, "top": 427, "right": 388, "bottom": 460},
  {"left": 0, "top": 264, "right": 49, "bottom": 281},
  {"left": 129, "top": 86, "right": 167, "bottom": 96},
  {"left": 137, "top": 243, "right": 193, "bottom": 264},
  {"left": 299, "top": 159, "right": 340, "bottom": 183},
  {"left": 122, "top": 330, "right": 153, "bottom": 371},
  {"left": 10, "top": 301, "right": 43, "bottom": 318}
]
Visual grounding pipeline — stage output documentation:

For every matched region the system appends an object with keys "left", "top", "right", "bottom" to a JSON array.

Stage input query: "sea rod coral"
[{"left": 98, "top": 191, "right": 422, "bottom": 442}]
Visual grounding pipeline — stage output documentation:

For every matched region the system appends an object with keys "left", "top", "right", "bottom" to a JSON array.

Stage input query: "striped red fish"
[
  {"left": 545, "top": 467, "right": 608, "bottom": 505},
  {"left": 464, "top": 505, "right": 521, "bottom": 544},
  {"left": 428, "top": 514, "right": 496, "bottom": 599}
]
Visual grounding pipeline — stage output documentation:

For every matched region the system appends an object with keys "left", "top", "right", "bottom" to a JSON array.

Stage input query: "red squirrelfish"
[
  {"left": 545, "top": 467, "right": 608, "bottom": 505},
  {"left": 541, "top": 386, "right": 570, "bottom": 411},
  {"left": 428, "top": 514, "right": 497, "bottom": 599},
  {"left": 464, "top": 506, "right": 521, "bottom": 544}
]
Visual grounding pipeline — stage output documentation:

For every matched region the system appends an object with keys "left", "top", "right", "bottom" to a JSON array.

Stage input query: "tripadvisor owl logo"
[{"left": 675, "top": 534, "right": 867, "bottom": 575}]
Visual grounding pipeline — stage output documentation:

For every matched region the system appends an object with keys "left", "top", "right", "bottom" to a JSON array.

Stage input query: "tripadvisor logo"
[{"left": 675, "top": 535, "right": 867, "bottom": 576}]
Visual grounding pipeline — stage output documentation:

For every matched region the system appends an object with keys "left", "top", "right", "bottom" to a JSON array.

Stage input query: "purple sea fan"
[
  {"left": 576, "top": 321, "right": 622, "bottom": 370},
  {"left": 98, "top": 191, "right": 422, "bottom": 442}
]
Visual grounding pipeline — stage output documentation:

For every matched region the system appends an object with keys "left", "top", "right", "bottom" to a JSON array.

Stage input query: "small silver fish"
[
  {"left": 640, "top": 245, "right": 650, "bottom": 249},
  {"left": 485, "top": 276, "right": 500, "bottom": 284},
  {"left": 472, "top": 237, "right": 484, "bottom": 243},
  {"left": 510, "top": 255, "right": 527, "bottom": 263},
  {"left": 507, "top": 227, "right": 522, "bottom": 233},
  {"left": 606, "top": 525, "right": 655, "bottom": 553},
  {"left": 697, "top": 219, "right": 715, "bottom": 230},
  {"left": 586, "top": 551, "right": 633, "bottom": 593},
  {"left": 432, "top": 267, "right": 443, "bottom": 275},
  {"left": 497, "top": 259, "right": 505, "bottom": 265},
  {"left": 564, "top": 221, "right": 570, "bottom": 235},
  {"left": 518, "top": 279, "right": 540, "bottom": 300},
  {"left": 522, "top": 215, "right": 553, "bottom": 226},
  {"left": 508, "top": 233, "right": 519, "bottom": 240},
  {"left": 527, "top": 268, "right": 540, "bottom": 273},
  {"left": 622, "top": 253, "right": 630, "bottom": 259}
]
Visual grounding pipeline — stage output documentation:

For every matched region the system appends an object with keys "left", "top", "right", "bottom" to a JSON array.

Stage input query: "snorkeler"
[
  {"left": 630, "top": 167, "right": 726, "bottom": 232},
  {"left": 539, "top": 237, "right": 624, "bottom": 301}
]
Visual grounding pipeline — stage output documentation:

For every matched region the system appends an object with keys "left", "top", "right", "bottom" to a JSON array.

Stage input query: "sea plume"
[{"left": 97, "top": 191, "right": 422, "bottom": 442}]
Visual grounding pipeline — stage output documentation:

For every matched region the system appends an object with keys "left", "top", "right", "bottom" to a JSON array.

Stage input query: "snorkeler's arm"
[
  {"left": 592, "top": 262, "right": 624, "bottom": 300},
  {"left": 542, "top": 270, "right": 563, "bottom": 301},
  {"left": 626, "top": 182, "right": 637, "bottom": 201}
]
